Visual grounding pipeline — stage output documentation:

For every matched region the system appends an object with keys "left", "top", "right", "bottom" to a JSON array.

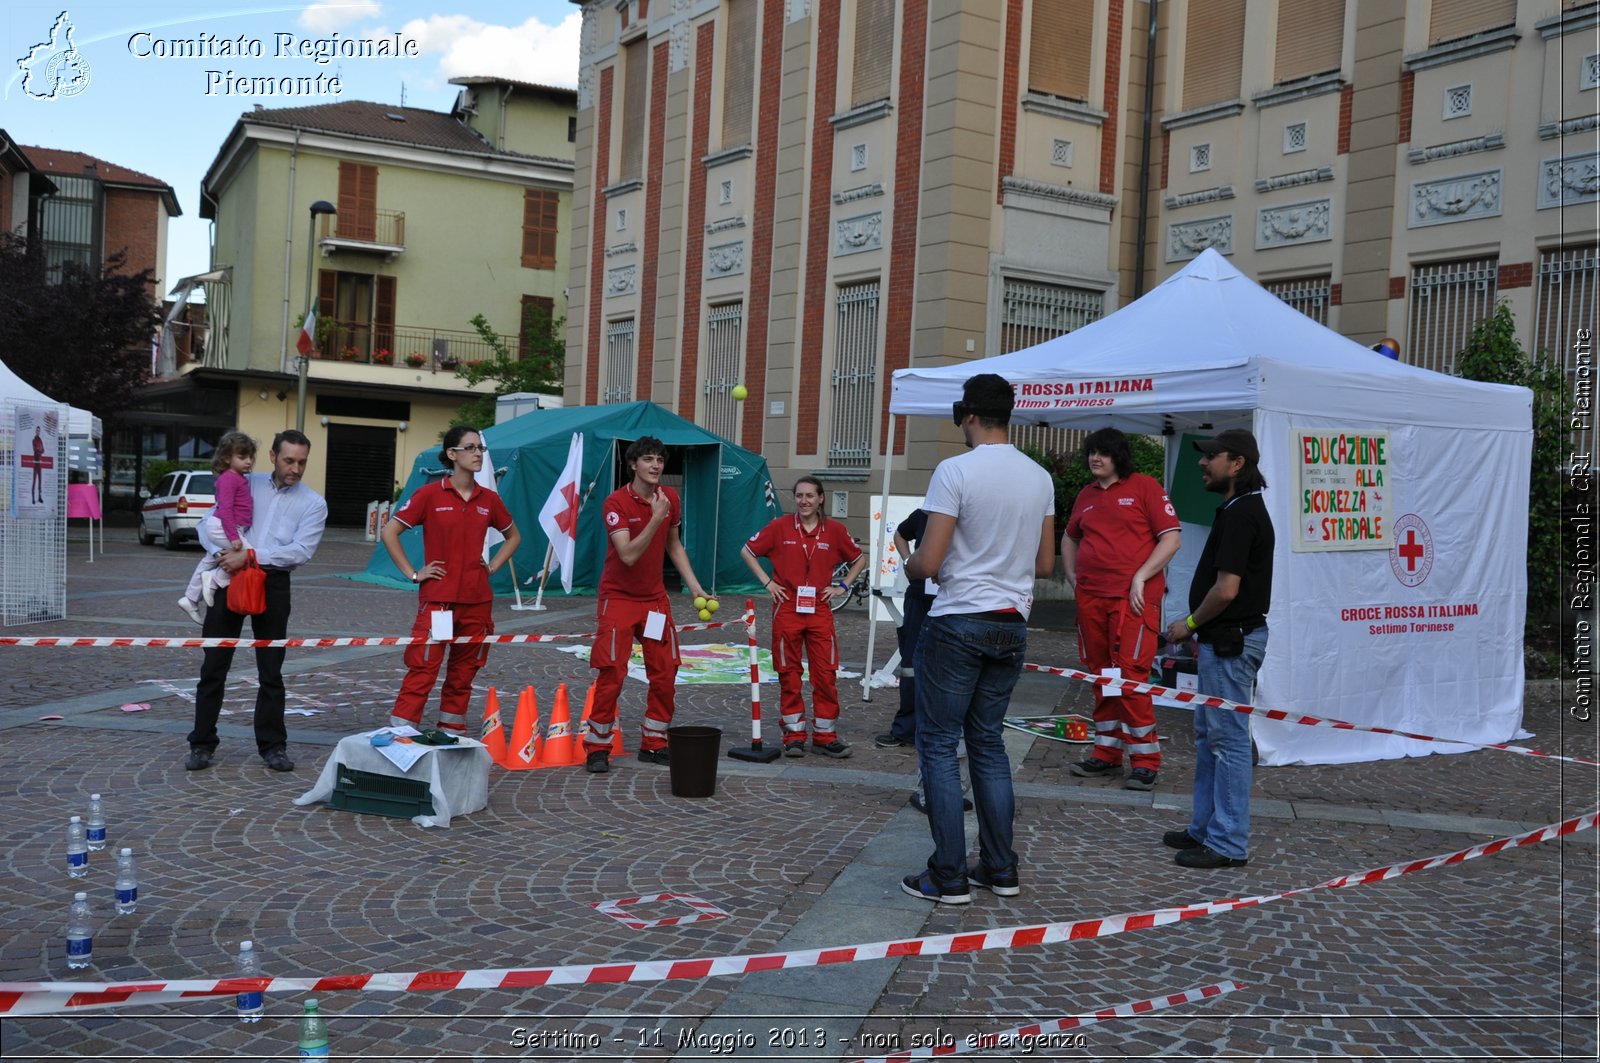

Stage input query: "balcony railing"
[
  {"left": 318, "top": 210, "right": 405, "bottom": 250},
  {"left": 317, "top": 320, "right": 500, "bottom": 370}
]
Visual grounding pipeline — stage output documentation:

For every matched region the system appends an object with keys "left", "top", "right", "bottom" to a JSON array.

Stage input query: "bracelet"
[
  {"left": 1185, "top": 614, "right": 1197, "bottom": 631},
  {"left": 764, "top": 579, "right": 774, "bottom": 590}
]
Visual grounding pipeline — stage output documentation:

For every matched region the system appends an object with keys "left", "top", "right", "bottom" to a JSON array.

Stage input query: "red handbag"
[{"left": 227, "top": 550, "right": 267, "bottom": 616}]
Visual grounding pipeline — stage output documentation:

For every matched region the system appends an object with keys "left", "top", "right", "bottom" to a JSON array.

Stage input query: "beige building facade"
[{"left": 566, "top": 0, "right": 1599, "bottom": 527}]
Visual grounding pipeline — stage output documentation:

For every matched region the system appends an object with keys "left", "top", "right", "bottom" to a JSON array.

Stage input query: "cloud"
[
  {"left": 393, "top": 13, "right": 582, "bottom": 88},
  {"left": 301, "top": 1, "right": 383, "bottom": 33}
]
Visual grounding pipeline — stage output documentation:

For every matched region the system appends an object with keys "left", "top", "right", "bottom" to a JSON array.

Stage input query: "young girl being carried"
[{"left": 177, "top": 431, "right": 256, "bottom": 624}]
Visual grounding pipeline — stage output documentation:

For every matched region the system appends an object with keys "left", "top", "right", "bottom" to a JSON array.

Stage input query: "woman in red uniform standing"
[{"left": 381, "top": 426, "right": 521, "bottom": 733}]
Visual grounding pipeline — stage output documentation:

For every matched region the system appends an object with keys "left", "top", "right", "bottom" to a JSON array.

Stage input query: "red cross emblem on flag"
[{"left": 1388, "top": 513, "right": 1433, "bottom": 587}]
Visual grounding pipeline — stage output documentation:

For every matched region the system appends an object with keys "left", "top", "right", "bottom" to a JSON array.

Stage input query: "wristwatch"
[{"left": 410, "top": 571, "right": 419, "bottom": 583}]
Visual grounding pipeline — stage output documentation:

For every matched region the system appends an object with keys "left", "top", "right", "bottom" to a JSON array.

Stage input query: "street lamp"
[{"left": 296, "top": 199, "right": 337, "bottom": 432}]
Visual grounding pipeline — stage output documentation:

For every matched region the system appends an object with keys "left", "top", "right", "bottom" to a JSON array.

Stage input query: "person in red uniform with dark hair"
[
  {"left": 382, "top": 425, "right": 521, "bottom": 734},
  {"left": 581, "top": 436, "right": 712, "bottom": 774},
  {"left": 1062, "top": 427, "right": 1181, "bottom": 791},
  {"left": 742, "top": 476, "right": 867, "bottom": 757}
]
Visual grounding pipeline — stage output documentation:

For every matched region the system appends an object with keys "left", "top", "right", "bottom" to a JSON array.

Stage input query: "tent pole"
[
  {"left": 712, "top": 442, "right": 723, "bottom": 595},
  {"left": 860, "top": 411, "right": 898, "bottom": 701}
]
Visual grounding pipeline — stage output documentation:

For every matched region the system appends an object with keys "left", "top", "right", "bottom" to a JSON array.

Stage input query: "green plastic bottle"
[{"left": 297, "top": 998, "right": 329, "bottom": 1058}]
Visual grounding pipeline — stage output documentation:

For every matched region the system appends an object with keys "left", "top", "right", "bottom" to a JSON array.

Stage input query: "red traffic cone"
[
  {"left": 505, "top": 686, "right": 541, "bottom": 770},
  {"left": 480, "top": 687, "right": 508, "bottom": 766},
  {"left": 538, "top": 683, "right": 575, "bottom": 767}
]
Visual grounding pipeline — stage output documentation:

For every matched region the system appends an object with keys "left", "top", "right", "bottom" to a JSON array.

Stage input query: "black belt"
[{"left": 970, "top": 610, "right": 1026, "bottom": 623}]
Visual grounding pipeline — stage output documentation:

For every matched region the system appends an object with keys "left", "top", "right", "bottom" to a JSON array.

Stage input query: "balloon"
[{"left": 1373, "top": 338, "right": 1400, "bottom": 360}]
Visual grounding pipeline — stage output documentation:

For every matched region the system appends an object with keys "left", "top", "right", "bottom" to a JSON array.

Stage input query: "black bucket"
[{"left": 666, "top": 725, "right": 722, "bottom": 798}]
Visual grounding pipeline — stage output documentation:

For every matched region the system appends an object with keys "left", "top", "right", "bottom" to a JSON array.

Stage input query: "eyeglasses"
[{"left": 451, "top": 444, "right": 487, "bottom": 453}]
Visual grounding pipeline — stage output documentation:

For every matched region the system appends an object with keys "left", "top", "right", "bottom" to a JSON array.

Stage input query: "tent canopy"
[
  {"left": 360, "top": 401, "right": 783, "bottom": 596},
  {"left": 886, "top": 250, "right": 1532, "bottom": 767}
]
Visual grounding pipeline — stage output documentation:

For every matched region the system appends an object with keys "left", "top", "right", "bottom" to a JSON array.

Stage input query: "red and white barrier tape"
[
  {"left": 851, "top": 979, "right": 1244, "bottom": 1063},
  {"left": 0, "top": 611, "right": 753, "bottom": 652},
  {"left": 1025, "top": 662, "right": 1600, "bottom": 767},
  {"left": 4, "top": 810, "right": 1589, "bottom": 1016}
]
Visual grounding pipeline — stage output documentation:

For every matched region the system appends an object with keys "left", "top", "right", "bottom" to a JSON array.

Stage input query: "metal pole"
[{"left": 295, "top": 210, "right": 316, "bottom": 432}]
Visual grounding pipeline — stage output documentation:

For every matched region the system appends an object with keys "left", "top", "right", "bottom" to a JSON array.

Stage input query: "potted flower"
[
  {"left": 373, "top": 347, "right": 394, "bottom": 366},
  {"left": 404, "top": 352, "right": 427, "bottom": 368},
  {"left": 439, "top": 355, "right": 460, "bottom": 370},
  {"left": 339, "top": 345, "right": 361, "bottom": 362}
]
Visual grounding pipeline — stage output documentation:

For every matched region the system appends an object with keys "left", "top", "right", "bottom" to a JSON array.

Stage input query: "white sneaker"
[
  {"left": 200, "top": 569, "right": 217, "bottom": 607},
  {"left": 178, "top": 597, "right": 203, "bottom": 625}
]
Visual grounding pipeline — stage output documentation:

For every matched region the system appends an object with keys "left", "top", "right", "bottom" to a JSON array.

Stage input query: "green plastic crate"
[{"left": 328, "top": 766, "right": 435, "bottom": 819}]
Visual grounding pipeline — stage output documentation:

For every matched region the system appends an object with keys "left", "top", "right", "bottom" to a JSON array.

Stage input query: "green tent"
[{"left": 357, "top": 401, "right": 783, "bottom": 596}]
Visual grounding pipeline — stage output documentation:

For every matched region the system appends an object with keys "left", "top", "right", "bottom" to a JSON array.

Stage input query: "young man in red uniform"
[
  {"left": 1062, "top": 428, "right": 1181, "bottom": 791},
  {"left": 582, "top": 436, "right": 712, "bottom": 773},
  {"left": 382, "top": 426, "right": 521, "bottom": 734},
  {"left": 742, "top": 476, "right": 868, "bottom": 757}
]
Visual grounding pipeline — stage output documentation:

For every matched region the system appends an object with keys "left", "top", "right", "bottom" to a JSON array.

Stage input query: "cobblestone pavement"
[{"left": 0, "top": 532, "right": 1594, "bottom": 1060}]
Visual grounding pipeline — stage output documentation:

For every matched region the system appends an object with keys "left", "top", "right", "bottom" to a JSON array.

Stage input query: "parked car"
[{"left": 138, "top": 470, "right": 215, "bottom": 549}]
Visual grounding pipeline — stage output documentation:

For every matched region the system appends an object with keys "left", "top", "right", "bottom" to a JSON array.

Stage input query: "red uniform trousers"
[
  {"left": 583, "top": 595, "right": 680, "bottom": 754},
  {"left": 391, "top": 600, "right": 494, "bottom": 733},
  {"left": 772, "top": 607, "right": 841, "bottom": 747},
  {"left": 1075, "top": 593, "right": 1162, "bottom": 771}
]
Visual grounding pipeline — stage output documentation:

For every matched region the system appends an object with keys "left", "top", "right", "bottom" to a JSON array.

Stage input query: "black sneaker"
[
  {"left": 637, "top": 748, "right": 670, "bottom": 766},
  {"left": 184, "top": 748, "right": 212, "bottom": 771},
  {"left": 1069, "top": 757, "right": 1122, "bottom": 778},
  {"left": 1175, "top": 844, "right": 1248, "bottom": 869},
  {"left": 1124, "top": 768, "right": 1158, "bottom": 791},
  {"left": 585, "top": 750, "right": 610, "bottom": 774},
  {"left": 873, "top": 733, "right": 912, "bottom": 749},
  {"left": 900, "top": 869, "right": 971, "bottom": 905},
  {"left": 262, "top": 749, "right": 295, "bottom": 772},
  {"left": 1162, "top": 828, "right": 1202, "bottom": 850},
  {"left": 812, "top": 739, "right": 853, "bottom": 759},
  {"left": 909, "top": 791, "right": 974, "bottom": 814},
  {"left": 967, "top": 865, "right": 1021, "bottom": 897},
  {"left": 782, "top": 743, "right": 805, "bottom": 758}
]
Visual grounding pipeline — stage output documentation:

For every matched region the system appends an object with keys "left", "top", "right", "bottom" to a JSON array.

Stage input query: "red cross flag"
[
  {"left": 296, "top": 307, "right": 316, "bottom": 356},
  {"left": 537, "top": 433, "right": 583, "bottom": 593}
]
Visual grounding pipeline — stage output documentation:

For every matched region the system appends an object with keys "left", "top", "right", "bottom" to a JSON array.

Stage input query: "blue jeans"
[
  {"left": 914, "top": 613, "right": 1027, "bottom": 883},
  {"left": 890, "top": 592, "right": 931, "bottom": 742},
  {"left": 1189, "top": 625, "right": 1268, "bottom": 861}
]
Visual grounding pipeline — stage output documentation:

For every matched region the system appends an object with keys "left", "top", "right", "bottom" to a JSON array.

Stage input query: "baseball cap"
[{"left": 1192, "top": 428, "right": 1259, "bottom": 465}]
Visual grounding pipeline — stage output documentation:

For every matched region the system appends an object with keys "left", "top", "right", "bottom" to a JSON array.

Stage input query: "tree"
[
  {"left": 0, "top": 232, "right": 161, "bottom": 420},
  {"left": 1022, "top": 433, "right": 1166, "bottom": 552},
  {"left": 451, "top": 306, "right": 565, "bottom": 429}
]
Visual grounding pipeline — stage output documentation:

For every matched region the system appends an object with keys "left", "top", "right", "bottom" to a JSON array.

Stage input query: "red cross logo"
[
  {"left": 1388, "top": 513, "right": 1433, "bottom": 587},
  {"left": 555, "top": 482, "right": 579, "bottom": 536},
  {"left": 1396, "top": 530, "right": 1425, "bottom": 571}
]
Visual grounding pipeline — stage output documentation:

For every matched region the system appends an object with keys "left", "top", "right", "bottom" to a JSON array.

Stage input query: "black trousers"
[
  {"left": 890, "top": 591, "right": 932, "bottom": 741},
  {"left": 187, "top": 571, "right": 292, "bottom": 756}
]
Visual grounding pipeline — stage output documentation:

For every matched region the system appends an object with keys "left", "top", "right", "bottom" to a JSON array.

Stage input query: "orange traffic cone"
[
  {"left": 538, "top": 682, "right": 575, "bottom": 767},
  {"left": 566, "top": 684, "right": 623, "bottom": 763},
  {"left": 505, "top": 686, "right": 541, "bottom": 770},
  {"left": 480, "top": 687, "right": 508, "bottom": 766}
]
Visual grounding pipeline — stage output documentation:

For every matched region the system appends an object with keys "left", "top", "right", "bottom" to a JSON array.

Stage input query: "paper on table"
[{"left": 374, "top": 738, "right": 430, "bottom": 772}]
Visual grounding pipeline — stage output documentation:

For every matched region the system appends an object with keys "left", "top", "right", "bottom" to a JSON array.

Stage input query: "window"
[
  {"left": 1000, "top": 277, "right": 1104, "bottom": 455},
  {"left": 522, "top": 189, "right": 560, "bottom": 270},
  {"left": 1029, "top": 0, "right": 1094, "bottom": 102},
  {"left": 603, "top": 318, "right": 637, "bottom": 403},
  {"left": 852, "top": 0, "right": 897, "bottom": 107},
  {"left": 620, "top": 38, "right": 648, "bottom": 180},
  {"left": 38, "top": 173, "right": 99, "bottom": 282},
  {"left": 519, "top": 295, "right": 555, "bottom": 361},
  {"left": 336, "top": 162, "right": 378, "bottom": 241},
  {"left": 830, "top": 281, "right": 880, "bottom": 468},
  {"left": 1263, "top": 275, "right": 1331, "bottom": 325},
  {"left": 1406, "top": 257, "right": 1498, "bottom": 376},
  {"left": 316, "top": 268, "right": 396, "bottom": 361},
  {"left": 722, "top": 0, "right": 757, "bottom": 147},
  {"left": 1183, "top": 0, "right": 1246, "bottom": 109},
  {"left": 703, "top": 303, "right": 745, "bottom": 442},
  {"left": 1428, "top": 0, "right": 1515, "bottom": 45},
  {"left": 568, "top": 116, "right": 578, "bottom": 142},
  {"left": 1534, "top": 245, "right": 1598, "bottom": 455},
  {"left": 1274, "top": 0, "right": 1343, "bottom": 84}
]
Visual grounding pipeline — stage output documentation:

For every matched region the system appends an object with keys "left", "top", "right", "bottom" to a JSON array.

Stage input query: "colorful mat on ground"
[
  {"left": 1003, "top": 714, "right": 1093, "bottom": 744},
  {"left": 557, "top": 643, "right": 862, "bottom": 686}
]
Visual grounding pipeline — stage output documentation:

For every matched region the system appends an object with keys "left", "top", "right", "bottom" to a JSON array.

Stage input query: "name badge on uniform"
[
  {"left": 1100, "top": 666, "right": 1123, "bottom": 698},
  {"left": 795, "top": 585, "right": 818, "bottom": 614},
  {"left": 431, "top": 609, "right": 455, "bottom": 642},
  {"left": 644, "top": 611, "right": 667, "bottom": 641}
]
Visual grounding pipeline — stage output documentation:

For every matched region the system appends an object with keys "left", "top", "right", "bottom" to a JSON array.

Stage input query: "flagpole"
[{"left": 515, "top": 544, "right": 556, "bottom": 611}]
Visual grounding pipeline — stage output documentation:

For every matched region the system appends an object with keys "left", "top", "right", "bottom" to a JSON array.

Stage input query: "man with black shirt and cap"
[{"left": 1163, "top": 428, "right": 1273, "bottom": 869}]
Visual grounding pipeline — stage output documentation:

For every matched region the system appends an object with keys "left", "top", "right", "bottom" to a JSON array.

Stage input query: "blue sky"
[{"left": 3, "top": 1, "right": 581, "bottom": 286}]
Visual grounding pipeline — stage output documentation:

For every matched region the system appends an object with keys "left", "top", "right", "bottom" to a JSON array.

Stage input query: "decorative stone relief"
[
  {"left": 787, "top": 0, "right": 809, "bottom": 21},
  {"left": 1001, "top": 177, "right": 1117, "bottom": 212},
  {"left": 1164, "top": 185, "right": 1235, "bottom": 209},
  {"left": 1283, "top": 122, "right": 1307, "bottom": 154},
  {"left": 719, "top": 179, "right": 733, "bottom": 205},
  {"left": 851, "top": 144, "right": 867, "bottom": 171},
  {"left": 1051, "top": 139, "right": 1074, "bottom": 167},
  {"left": 706, "top": 215, "right": 747, "bottom": 234},
  {"left": 706, "top": 241, "right": 745, "bottom": 277},
  {"left": 1584, "top": 52, "right": 1599, "bottom": 90},
  {"left": 1408, "top": 170, "right": 1502, "bottom": 228},
  {"left": 1257, "top": 199, "right": 1332, "bottom": 249},
  {"left": 834, "top": 212, "right": 883, "bottom": 256},
  {"left": 1539, "top": 114, "right": 1600, "bottom": 140},
  {"left": 606, "top": 264, "right": 638, "bottom": 296},
  {"left": 1254, "top": 166, "right": 1335, "bottom": 193},
  {"left": 578, "top": 3, "right": 598, "bottom": 111},
  {"left": 669, "top": 0, "right": 691, "bottom": 72},
  {"left": 832, "top": 183, "right": 884, "bottom": 205},
  {"left": 605, "top": 241, "right": 639, "bottom": 258},
  {"left": 1166, "top": 216, "right": 1233, "bottom": 262},
  {"left": 1190, "top": 143, "right": 1211, "bottom": 172},
  {"left": 1443, "top": 84, "right": 1472, "bottom": 120},
  {"left": 1538, "top": 152, "right": 1600, "bottom": 210},
  {"left": 1407, "top": 132, "right": 1505, "bottom": 165}
]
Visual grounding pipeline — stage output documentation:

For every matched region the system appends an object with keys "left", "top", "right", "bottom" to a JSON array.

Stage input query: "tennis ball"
[
  {"left": 698, "top": 608, "right": 712, "bottom": 621},
  {"left": 706, "top": 599, "right": 720, "bottom": 614},
  {"left": 693, "top": 595, "right": 708, "bottom": 610},
  {"left": 731, "top": 384, "right": 748, "bottom": 401}
]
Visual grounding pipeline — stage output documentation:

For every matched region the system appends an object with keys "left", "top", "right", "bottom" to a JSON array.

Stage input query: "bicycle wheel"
[{"left": 828, "top": 563, "right": 851, "bottom": 611}]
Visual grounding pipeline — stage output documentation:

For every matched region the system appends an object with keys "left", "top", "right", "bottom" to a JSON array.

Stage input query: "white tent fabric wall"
[
  {"left": 0, "top": 398, "right": 70, "bottom": 624},
  {"left": 885, "top": 249, "right": 1532, "bottom": 766}
]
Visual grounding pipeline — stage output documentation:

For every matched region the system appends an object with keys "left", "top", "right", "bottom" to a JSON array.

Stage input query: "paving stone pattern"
[{"left": 0, "top": 533, "right": 1593, "bottom": 1060}]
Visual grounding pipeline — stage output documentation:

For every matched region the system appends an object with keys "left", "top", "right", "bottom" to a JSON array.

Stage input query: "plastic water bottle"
[
  {"left": 85, "top": 793, "right": 107, "bottom": 851},
  {"left": 297, "top": 997, "right": 329, "bottom": 1057},
  {"left": 66, "top": 892, "right": 92, "bottom": 969},
  {"left": 235, "top": 940, "right": 264, "bottom": 1023},
  {"left": 114, "top": 848, "right": 138, "bottom": 914},
  {"left": 66, "top": 815, "right": 88, "bottom": 878}
]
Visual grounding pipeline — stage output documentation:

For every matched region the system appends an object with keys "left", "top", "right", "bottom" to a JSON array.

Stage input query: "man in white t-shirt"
[{"left": 900, "top": 373, "right": 1056, "bottom": 905}]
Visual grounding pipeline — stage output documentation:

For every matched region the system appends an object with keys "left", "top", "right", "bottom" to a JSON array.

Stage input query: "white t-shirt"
[{"left": 923, "top": 443, "right": 1054, "bottom": 619}]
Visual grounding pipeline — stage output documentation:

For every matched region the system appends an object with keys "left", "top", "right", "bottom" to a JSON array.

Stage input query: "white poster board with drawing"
[{"left": 867, "top": 494, "right": 923, "bottom": 622}]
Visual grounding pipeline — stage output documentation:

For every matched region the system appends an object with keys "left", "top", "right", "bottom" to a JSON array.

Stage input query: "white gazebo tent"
[
  {"left": 0, "top": 358, "right": 73, "bottom": 623},
  {"left": 882, "top": 250, "right": 1532, "bottom": 765}
]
